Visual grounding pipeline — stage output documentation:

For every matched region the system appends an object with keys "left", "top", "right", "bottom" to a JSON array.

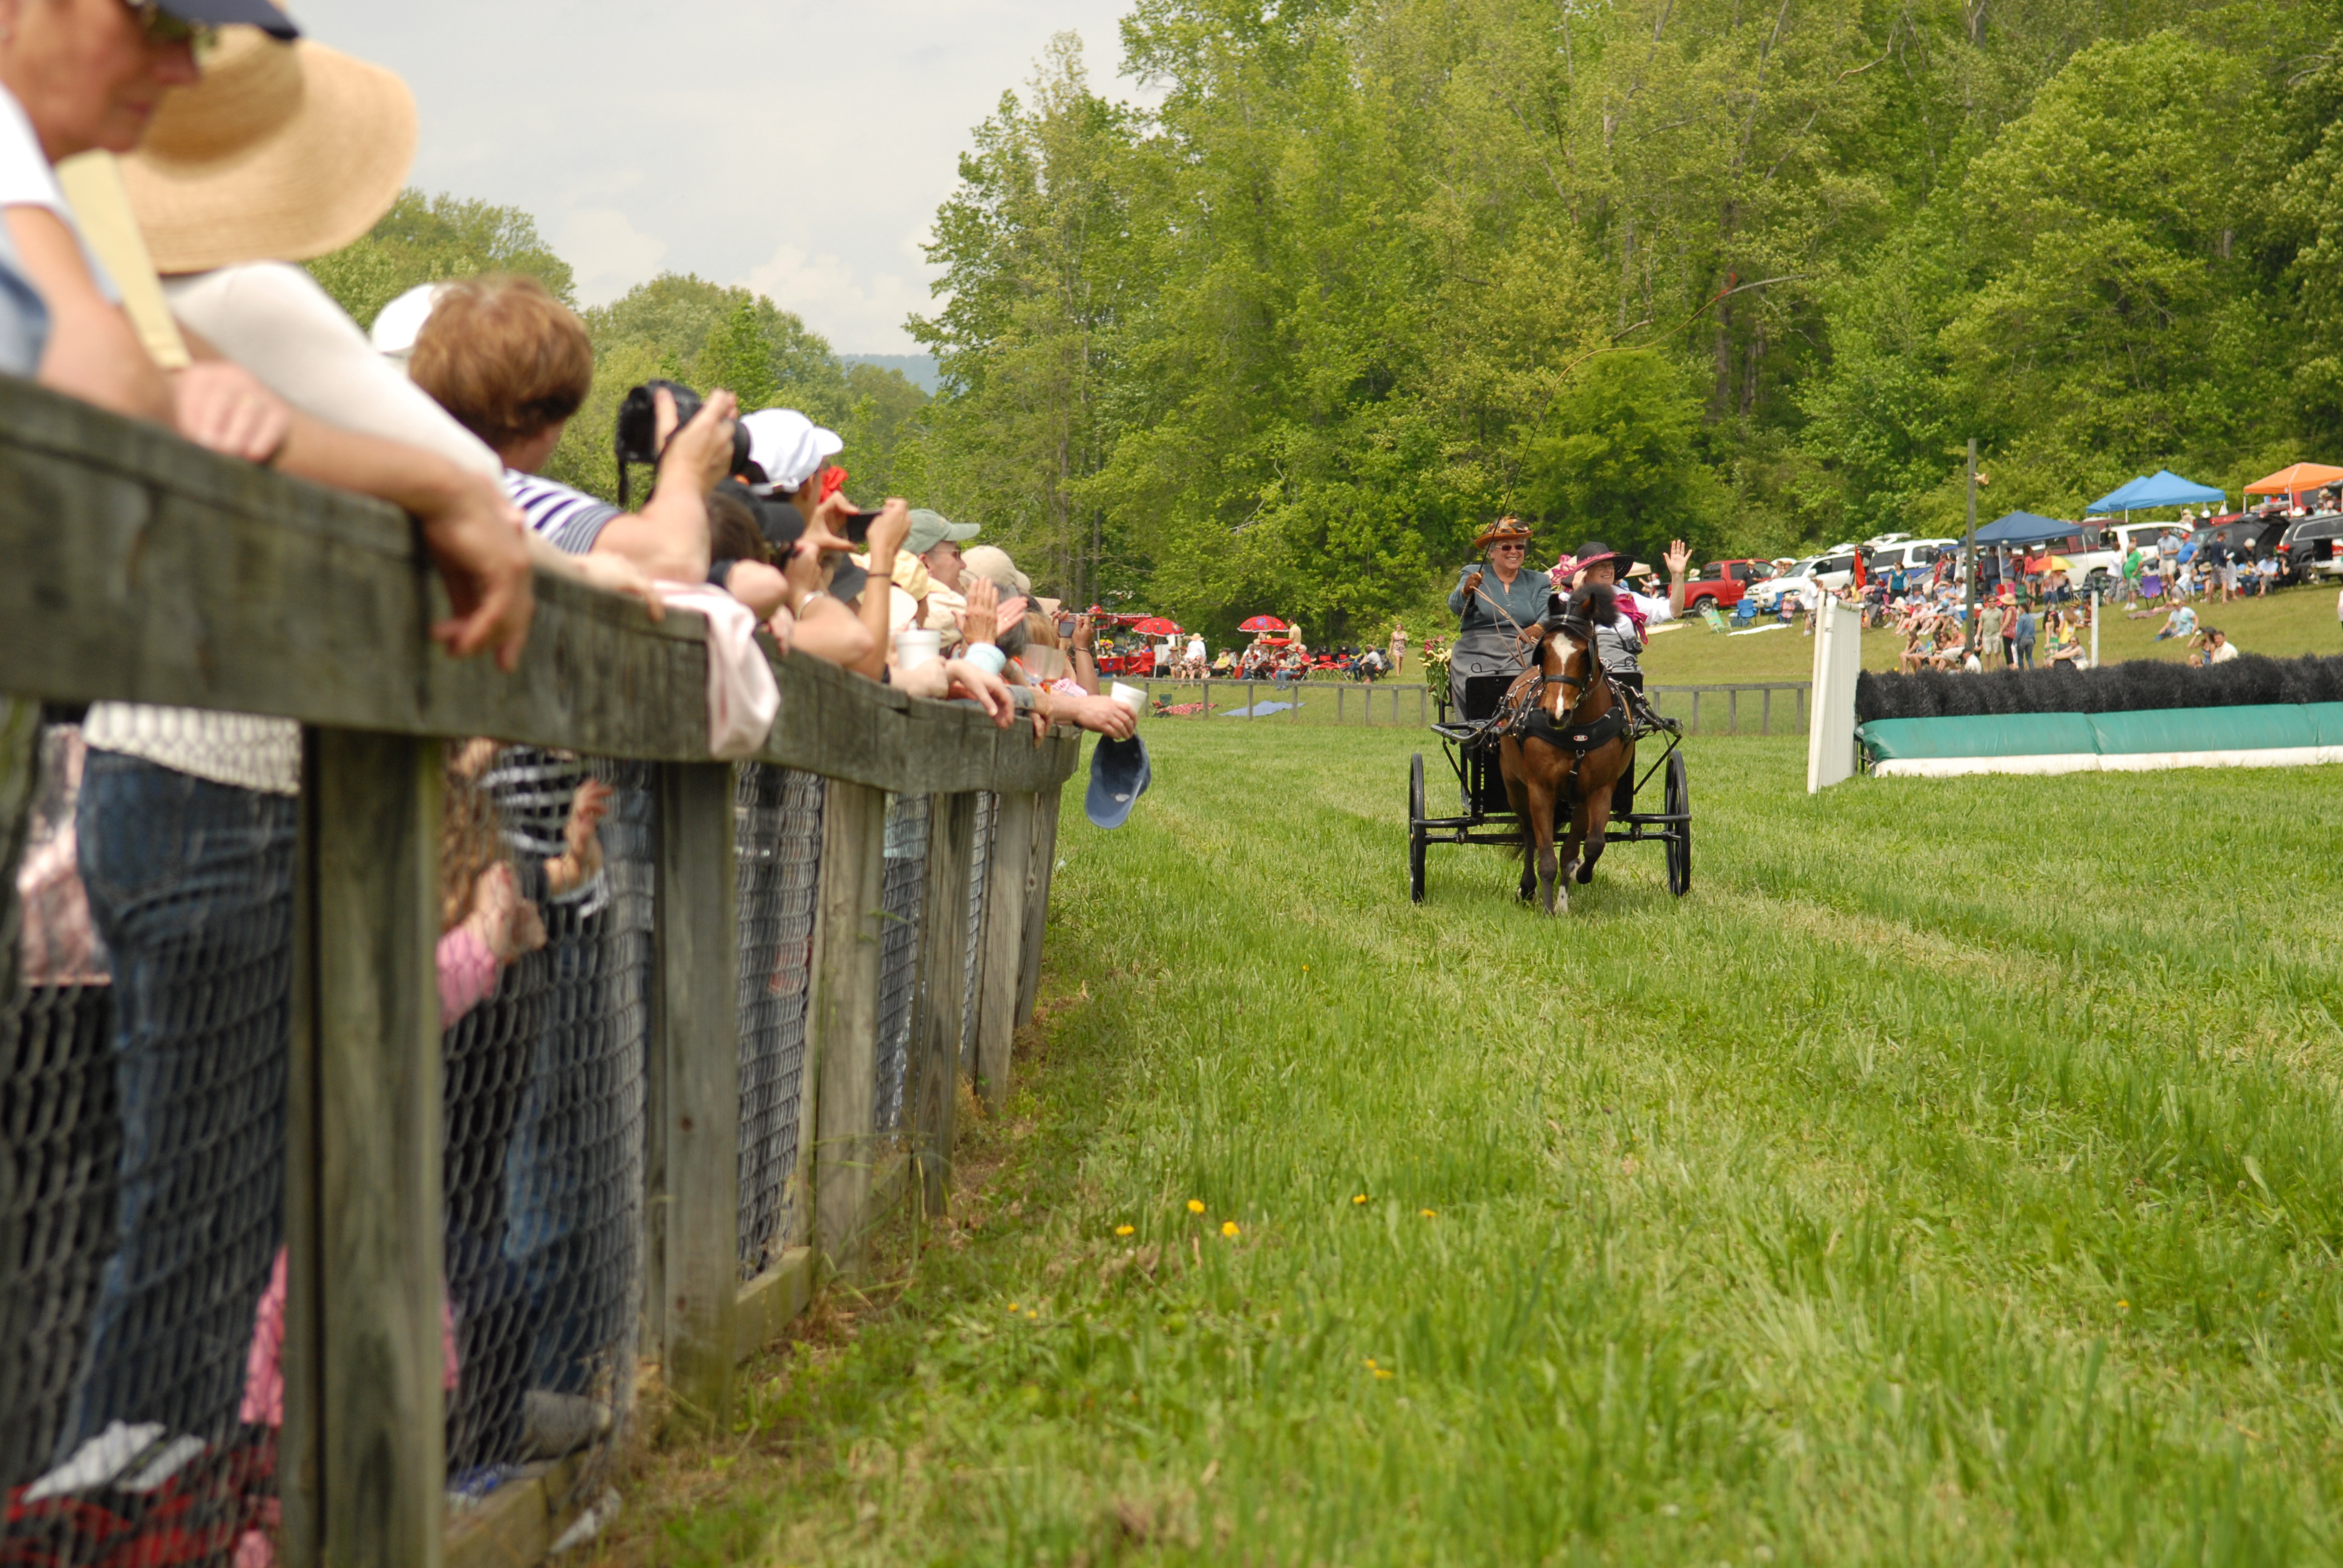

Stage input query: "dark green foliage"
[
  {"left": 914, "top": 0, "right": 2343, "bottom": 643},
  {"left": 1522, "top": 354, "right": 1723, "bottom": 564},
  {"left": 302, "top": 188, "right": 575, "bottom": 328}
]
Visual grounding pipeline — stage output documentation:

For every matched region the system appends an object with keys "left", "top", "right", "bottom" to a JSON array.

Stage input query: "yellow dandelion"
[
  {"left": 1302, "top": 965, "right": 1309, "bottom": 972},
  {"left": 1115, "top": 1224, "right": 1135, "bottom": 1236},
  {"left": 1026, "top": 1310, "right": 1038, "bottom": 1320},
  {"left": 1420, "top": 1208, "right": 1438, "bottom": 1218},
  {"left": 1364, "top": 1357, "right": 1377, "bottom": 1367},
  {"left": 2117, "top": 1300, "right": 2130, "bottom": 1310},
  {"left": 1374, "top": 1368, "right": 1394, "bottom": 1380},
  {"left": 1352, "top": 1194, "right": 1368, "bottom": 1205},
  {"left": 1007, "top": 1302, "right": 1019, "bottom": 1313},
  {"left": 1187, "top": 1198, "right": 1206, "bottom": 1214},
  {"left": 1222, "top": 1220, "right": 1240, "bottom": 1237}
]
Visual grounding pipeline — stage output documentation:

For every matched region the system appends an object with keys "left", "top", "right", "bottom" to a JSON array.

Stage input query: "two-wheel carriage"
[{"left": 1407, "top": 673, "right": 1691, "bottom": 903}]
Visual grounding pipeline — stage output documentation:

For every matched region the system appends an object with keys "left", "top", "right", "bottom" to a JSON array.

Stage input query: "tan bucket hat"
[{"left": 118, "top": 26, "right": 416, "bottom": 273}]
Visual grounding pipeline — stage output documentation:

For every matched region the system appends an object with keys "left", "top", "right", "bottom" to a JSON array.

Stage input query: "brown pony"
[{"left": 1496, "top": 584, "right": 1635, "bottom": 914}]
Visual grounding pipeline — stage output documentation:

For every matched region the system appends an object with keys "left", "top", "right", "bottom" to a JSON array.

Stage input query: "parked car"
[
  {"left": 1749, "top": 549, "right": 1862, "bottom": 611},
  {"left": 2278, "top": 512, "right": 2343, "bottom": 579},
  {"left": 1679, "top": 557, "right": 1777, "bottom": 611},
  {"left": 1865, "top": 537, "right": 1960, "bottom": 580},
  {"left": 2105, "top": 520, "right": 2182, "bottom": 573},
  {"left": 2189, "top": 515, "right": 2295, "bottom": 582}
]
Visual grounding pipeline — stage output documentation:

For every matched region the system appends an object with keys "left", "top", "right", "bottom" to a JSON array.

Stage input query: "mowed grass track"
[{"left": 639, "top": 725, "right": 2343, "bottom": 1567}]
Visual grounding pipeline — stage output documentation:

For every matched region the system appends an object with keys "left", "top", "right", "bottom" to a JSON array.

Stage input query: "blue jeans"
[
  {"left": 2015, "top": 639, "right": 2036, "bottom": 670},
  {"left": 60, "top": 753, "right": 295, "bottom": 1455}
]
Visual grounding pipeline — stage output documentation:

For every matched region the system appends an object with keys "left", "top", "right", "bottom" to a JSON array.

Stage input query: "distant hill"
[{"left": 841, "top": 354, "right": 939, "bottom": 394}]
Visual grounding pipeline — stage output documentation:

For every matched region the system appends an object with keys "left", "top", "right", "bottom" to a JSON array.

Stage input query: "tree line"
[
  {"left": 304, "top": 191, "right": 932, "bottom": 507},
  {"left": 911, "top": 0, "right": 2343, "bottom": 644},
  {"left": 307, "top": 0, "right": 2343, "bottom": 646}
]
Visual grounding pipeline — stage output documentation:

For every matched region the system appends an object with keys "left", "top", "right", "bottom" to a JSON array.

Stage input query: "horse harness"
[{"left": 1494, "top": 612, "right": 1631, "bottom": 765}]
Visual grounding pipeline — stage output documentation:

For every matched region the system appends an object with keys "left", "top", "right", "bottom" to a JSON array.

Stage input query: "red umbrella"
[
  {"left": 1132, "top": 616, "right": 1183, "bottom": 635},
  {"left": 1239, "top": 615, "right": 1287, "bottom": 632}
]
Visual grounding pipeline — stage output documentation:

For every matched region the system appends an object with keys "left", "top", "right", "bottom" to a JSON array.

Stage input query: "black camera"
[{"left": 614, "top": 379, "right": 753, "bottom": 506}]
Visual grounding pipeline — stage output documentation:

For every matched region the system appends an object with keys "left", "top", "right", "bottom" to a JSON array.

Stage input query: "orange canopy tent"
[{"left": 2244, "top": 462, "right": 2343, "bottom": 495}]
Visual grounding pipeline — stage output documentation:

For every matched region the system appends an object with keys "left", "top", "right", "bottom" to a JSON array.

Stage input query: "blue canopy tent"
[
  {"left": 2086, "top": 469, "right": 2224, "bottom": 515},
  {"left": 1972, "top": 511, "right": 2076, "bottom": 546}
]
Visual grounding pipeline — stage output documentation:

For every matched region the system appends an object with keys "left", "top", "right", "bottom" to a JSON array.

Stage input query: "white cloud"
[
  {"left": 743, "top": 243, "right": 936, "bottom": 355},
  {"left": 557, "top": 209, "right": 669, "bottom": 307}
]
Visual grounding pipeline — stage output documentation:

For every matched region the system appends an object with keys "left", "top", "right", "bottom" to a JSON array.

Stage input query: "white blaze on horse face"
[{"left": 1551, "top": 635, "right": 1590, "bottom": 719}]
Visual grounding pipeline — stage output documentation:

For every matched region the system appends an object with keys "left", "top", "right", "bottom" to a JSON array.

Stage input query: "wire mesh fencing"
[
  {"left": 4, "top": 719, "right": 295, "bottom": 1563},
  {"left": 872, "top": 794, "right": 930, "bottom": 1137},
  {"left": 960, "top": 794, "right": 995, "bottom": 1078},
  {"left": 442, "top": 747, "right": 648, "bottom": 1506},
  {"left": 733, "top": 765, "right": 824, "bottom": 1280}
]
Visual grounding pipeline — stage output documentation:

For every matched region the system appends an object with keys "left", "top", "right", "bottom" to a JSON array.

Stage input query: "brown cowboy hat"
[
  {"left": 1473, "top": 517, "right": 1533, "bottom": 550},
  {"left": 119, "top": 27, "right": 417, "bottom": 273}
]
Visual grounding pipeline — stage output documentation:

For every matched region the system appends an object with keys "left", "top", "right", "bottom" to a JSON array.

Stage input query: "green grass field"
[{"left": 620, "top": 724, "right": 2343, "bottom": 1566}]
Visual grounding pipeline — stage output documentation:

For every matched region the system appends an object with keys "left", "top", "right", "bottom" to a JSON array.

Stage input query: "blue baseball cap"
[
  {"left": 1084, "top": 734, "right": 1150, "bottom": 829},
  {"left": 175, "top": 0, "right": 302, "bottom": 38}
]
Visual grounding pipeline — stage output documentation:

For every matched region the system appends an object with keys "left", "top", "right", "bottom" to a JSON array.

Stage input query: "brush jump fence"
[
  {"left": 0, "top": 380, "right": 1078, "bottom": 1568},
  {"left": 1132, "top": 678, "right": 1809, "bottom": 734}
]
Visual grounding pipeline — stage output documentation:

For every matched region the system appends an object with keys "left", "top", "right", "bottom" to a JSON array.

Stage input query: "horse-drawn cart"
[{"left": 1408, "top": 672, "right": 1692, "bottom": 903}]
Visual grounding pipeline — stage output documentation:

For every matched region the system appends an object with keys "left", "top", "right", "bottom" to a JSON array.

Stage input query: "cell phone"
[
  {"left": 1058, "top": 617, "right": 1076, "bottom": 637},
  {"left": 840, "top": 509, "right": 879, "bottom": 545}
]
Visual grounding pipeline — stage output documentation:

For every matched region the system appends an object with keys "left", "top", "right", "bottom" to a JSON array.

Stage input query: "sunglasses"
[{"left": 126, "top": 1, "right": 215, "bottom": 47}]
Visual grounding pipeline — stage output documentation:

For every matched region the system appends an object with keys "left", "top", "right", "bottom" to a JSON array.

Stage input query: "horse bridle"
[{"left": 1539, "top": 613, "right": 1609, "bottom": 721}]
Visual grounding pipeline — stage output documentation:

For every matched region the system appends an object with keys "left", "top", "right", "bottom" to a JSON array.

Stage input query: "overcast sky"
[{"left": 292, "top": 0, "right": 1149, "bottom": 353}]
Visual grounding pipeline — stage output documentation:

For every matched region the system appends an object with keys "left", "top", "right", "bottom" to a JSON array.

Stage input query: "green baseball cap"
[{"left": 906, "top": 508, "right": 980, "bottom": 555}]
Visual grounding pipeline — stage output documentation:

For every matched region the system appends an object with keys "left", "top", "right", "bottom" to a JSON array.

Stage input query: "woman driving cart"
[{"left": 1446, "top": 518, "right": 1551, "bottom": 716}]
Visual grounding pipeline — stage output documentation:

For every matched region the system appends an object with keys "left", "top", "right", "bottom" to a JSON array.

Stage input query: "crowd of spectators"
[{"left": 0, "top": 3, "right": 1132, "bottom": 1559}]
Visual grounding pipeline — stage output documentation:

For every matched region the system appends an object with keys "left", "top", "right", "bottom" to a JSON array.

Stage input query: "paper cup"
[
  {"left": 1111, "top": 682, "right": 1145, "bottom": 715},
  {"left": 894, "top": 629, "right": 942, "bottom": 671}
]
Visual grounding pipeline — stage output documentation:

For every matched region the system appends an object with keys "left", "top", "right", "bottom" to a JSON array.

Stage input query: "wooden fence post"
[
  {"left": 654, "top": 762, "right": 740, "bottom": 1432},
  {"left": 974, "top": 791, "right": 1034, "bottom": 1113},
  {"left": 811, "top": 780, "right": 886, "bottom": 1279},
  {"left": 1015, "top": 785, "right": 1064, "bottom": 1029},
  {"left": 283, "top": 728, "right": 442, "bottom": 1568},
  {"left": 909, "top": 792, "right": 976, "bottom": 1218}
]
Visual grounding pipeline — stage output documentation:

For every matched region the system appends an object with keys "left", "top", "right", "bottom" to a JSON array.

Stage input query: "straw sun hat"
[{"left": 118, "top": 26, "right": 416, "bottom": 273}]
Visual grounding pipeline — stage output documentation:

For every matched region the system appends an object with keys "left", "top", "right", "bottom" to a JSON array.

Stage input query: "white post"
[
  {"left": 2091, "top": 589, "right": 2101, "bottom": 668},
  {"left": 1806, "top": 595, "right": 1862, "bottom": 793}
]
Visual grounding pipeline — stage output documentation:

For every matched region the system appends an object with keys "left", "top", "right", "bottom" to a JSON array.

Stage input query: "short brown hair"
[{"left": 410, "top": 274, "right": 592, "bottom": 452}]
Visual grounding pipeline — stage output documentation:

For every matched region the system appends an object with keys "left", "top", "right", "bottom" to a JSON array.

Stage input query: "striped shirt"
[{"left": 503, "top": 469, "right": 620, "bottom": 556}]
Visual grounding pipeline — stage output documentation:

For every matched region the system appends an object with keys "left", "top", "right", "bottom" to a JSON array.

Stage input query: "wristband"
[{"left": 962, "top": 643, "right": 1007, "bottom": 676}]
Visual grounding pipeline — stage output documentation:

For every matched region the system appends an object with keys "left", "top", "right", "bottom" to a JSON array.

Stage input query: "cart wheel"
[
  {"left": 1409, "top": 752, "right": 1427, "bottom": 903},
  {"left": 1663, "top": 750, "right": 1692, "bottom": 897}
]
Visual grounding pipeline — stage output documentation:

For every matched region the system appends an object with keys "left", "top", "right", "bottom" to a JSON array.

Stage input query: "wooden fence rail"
[{"left": 0, "top": 380, "right": 1080, "bottom": 1568}]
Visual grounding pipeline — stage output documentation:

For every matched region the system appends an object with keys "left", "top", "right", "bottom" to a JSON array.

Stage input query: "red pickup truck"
[{"left": 1679, "top": 558, "right": 1775, "bottom": 611}]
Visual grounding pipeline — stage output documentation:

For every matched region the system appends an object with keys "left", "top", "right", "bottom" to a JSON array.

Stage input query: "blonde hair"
[{"left": 438, "top": 742, "right": 508, "bottom": 933}]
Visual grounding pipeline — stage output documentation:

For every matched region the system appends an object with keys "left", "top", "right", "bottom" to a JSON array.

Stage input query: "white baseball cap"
[
  {"left": 369, "top": 281, "right": 448, "bottom": 364},
  {"left": 739, "top": 408, "right": 842, "bottom": 494}
]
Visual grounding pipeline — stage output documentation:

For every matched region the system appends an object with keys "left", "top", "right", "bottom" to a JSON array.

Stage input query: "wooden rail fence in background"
[
  {"left": 1126, "top": 677, "right": 1811, "bottom": 734},
  {"left": 0, "top": 379, "right": 1080, "bottom": 1568}
]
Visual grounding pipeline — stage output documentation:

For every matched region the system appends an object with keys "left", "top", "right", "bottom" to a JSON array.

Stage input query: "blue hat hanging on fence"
[{"left": 1085, "top": 734, "right": 1151, "bottom": 829}]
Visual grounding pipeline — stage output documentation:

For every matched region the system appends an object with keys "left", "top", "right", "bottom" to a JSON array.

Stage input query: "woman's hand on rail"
[
  {"left": 170, "top": 361, "right": 292, "bottom": 465},
  {"left": 422, "top": 471, "right": 537, "bottom": 671},
  {"left": 943, "top": 658, "right": 1013, "bottom": 725}
]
